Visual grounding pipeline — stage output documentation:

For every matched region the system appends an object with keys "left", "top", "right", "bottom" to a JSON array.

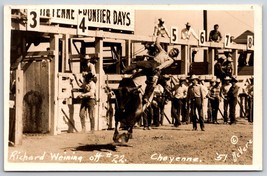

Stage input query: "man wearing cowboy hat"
[
  {"left": 171, "top": 76, "right": 188, "bottom": 127},
  {"left": 227, "top": 76, "right": 239, "bottom": 125},
  {"left": 245, "top": 76, "right": 254, "bottom": 123},
  {"left": 214, "top": 55, "right": 226, "bottom": 81},
  {"left": 208, "top": 78, "right": 221, "bottom": 124},
  {"left": 73, "top": 71, "right": 96, "bottom": 133},
  {"left": 199, "top": 76, "right": 209, "bottom": 121},
  {"left": 221, "top": 76, "right": 232, "bottom": 124},
  {"left": 153, "top": 18, "right": 170, "bottom": 38},
  {"left": 181, "top": 22, "right": 199, "bottom": 40},
  {"left": 223, "top": 53, "right": 234, "bottom": 78},
  {"left": 187, "top": 75, "right": 205, "bottom": 131}
]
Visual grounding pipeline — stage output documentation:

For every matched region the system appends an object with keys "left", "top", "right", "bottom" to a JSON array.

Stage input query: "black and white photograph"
[{"left": 4, "top": 4, "right": 262, "bottom": 171}]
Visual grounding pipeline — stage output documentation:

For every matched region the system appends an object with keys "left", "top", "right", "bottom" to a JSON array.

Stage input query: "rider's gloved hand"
[{"left": 152, "top": 67, "right": 160, "bottom": 75}]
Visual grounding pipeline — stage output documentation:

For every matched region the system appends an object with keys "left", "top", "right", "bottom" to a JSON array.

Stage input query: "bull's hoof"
[
  {"left": 127, "top": 133, "right": 133, "bottom": 139},
  {"left": 113, "top": 133, "right": 129, "bottom": 143}
]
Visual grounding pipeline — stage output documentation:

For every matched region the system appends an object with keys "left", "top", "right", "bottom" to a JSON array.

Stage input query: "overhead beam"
[{"left": 11, "top": 22, "right": 251, "bottom": 51}]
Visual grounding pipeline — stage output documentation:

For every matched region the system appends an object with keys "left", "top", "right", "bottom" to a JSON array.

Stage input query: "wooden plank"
[
  {"left": 232, "top": 49, "right": 238, "bottom": 76},
  {"left": 180, "top": 45, "right": 188, "bottom": 75},
  {"left": 125, "top": 40, "right": 131, "bottom": 67},
  {"left": 40, "top": 58, "right": 50, "bottom": 132},
  {"left": 14, "top": 70, "right": 23, "bottom": 145},
  {"left": 49, "top": 34, "right": 60, "bottom": 135},
  {"left": 95, "top": 37, "right": 104, "bottom": 131},
  {"left": 208, "top": 48, "right": 215, "bottom": 75}
]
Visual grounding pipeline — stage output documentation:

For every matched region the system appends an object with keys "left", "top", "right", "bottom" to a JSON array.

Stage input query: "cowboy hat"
[
  {"left": 84, "top": 55, "right": 90, "bottom": 60},
  {"left": 199, "top": 75, "right": 205, "bottom": 80},
  {"left": 158, "top": 18, "right": 164, "bottom": 22},
  {"left": 224, "top": 76, "right": 231, "bottom": 80},
  {"left": 185, "top": 22, "right": 191, "bottom": 26},
  {"left": 231, "top": 76, "right": 238, "bottom": 83},
  {"left": 191, "top": 74, "right": 199, "bottom": 80},
  {"left": 179, "top": 76, "right": 187, "bottom": 81}
]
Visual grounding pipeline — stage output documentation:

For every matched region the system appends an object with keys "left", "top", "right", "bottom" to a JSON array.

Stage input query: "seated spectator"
[
  {"left": 181, "top": 22, "right": 199, "bottom": 40},
  {"left": 153, "top": 18, "right": 170, "bottom": 38},
  {"left": 209, "top": 24, "right": 222, "bottom": 42}
]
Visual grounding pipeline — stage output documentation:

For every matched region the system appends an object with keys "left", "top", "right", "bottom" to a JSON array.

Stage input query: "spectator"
[
  {"left": 171, "top": 76, "right": 188, "bottom": 127},
  {"left": 223, "top": 54, "right": 234, "bottom": 78},
  {"left": 227, "top": 76, "right": 239, "bottom": 125},
  {"left": 220, "top": 76, "right": 232, "bottom": 124},
  {"left": 153, "top": 18, "right": 170, "bottom": 38},
  {"left": 209, "top": 24, "right": 222, "bottom": 42},
  {"left": 199, "top": 76, "right": 209, "bottom": 122},
  {"left": 187, "top": 75, "right": 205, "bottom": 131},
  {"left": 181, "top": 22, "right": 199, "bottom": 40},
  {"left": 208, "top": 78, "right": 221, "bottom": 124},
  {"left": 151, "top": 84, "right": 164, "bottom": 127},
  {"left": 74, "top": 72, "right": 96, "bottom": 133},
  {"left": 214, "top": 56, "right": 226, "bottom": 81},
  {"left": 245, "top": 76, "right": 253, "bottom": 123}
]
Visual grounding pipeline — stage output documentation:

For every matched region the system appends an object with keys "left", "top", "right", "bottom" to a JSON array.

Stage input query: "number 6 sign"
[
  {"left": 27, "top": 9, "right": 39, "bottom": 31},
  {"left": 199, "top": 30, "right": 206, "bottom": 46}
]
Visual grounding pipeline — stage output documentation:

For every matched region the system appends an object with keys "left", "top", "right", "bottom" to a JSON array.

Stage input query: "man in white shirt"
[
  {"left": 171, "top": 76, "right": 188, "bottom": 127},
  {"left": 181, "top": 22, "right": 199, "bottom": 40}
]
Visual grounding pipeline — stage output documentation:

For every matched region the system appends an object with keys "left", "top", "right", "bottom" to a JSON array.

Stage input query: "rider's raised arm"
[{"left": 155, "top": 36, "right": 165, "bottom": 52}]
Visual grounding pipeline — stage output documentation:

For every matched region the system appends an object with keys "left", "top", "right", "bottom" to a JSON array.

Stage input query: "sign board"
[
  {"left": 170, "top": 27, "right": 179, "bottom": 44},
  {"left": 77, "top": 15, "right": 88, "bottom": 35},
  {"left": 27, "top": 9, "right": 40, "bottom": 31},
  {"left": 199, "top": 30, "right": 206, "bottom": 46},
  {"left": 224, "top": 33, "right": 232, "bottom": 48},
  {"left": 247, "top": 35, "right": 254, "bottom": 50},
  {"left": 39, "top": 8, "right": 135, "bottom": 32}
]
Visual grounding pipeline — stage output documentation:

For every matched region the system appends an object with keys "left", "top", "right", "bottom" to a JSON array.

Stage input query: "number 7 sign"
[{"left": 224, "top": 33, "right": 232, "bottom": 48}]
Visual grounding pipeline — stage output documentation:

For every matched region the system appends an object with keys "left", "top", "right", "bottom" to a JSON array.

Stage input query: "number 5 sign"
[
  {"left": 27, "top": 9, "right": 40, "bottom": 31},
  {"left": 247, "top": 35, "right": 254, "bottom": 50},
  {"left": 199, "top": 30, "right": 206, "bottom": 46},
  {"left": 170, "top": 27, "right": 179, "bottom": 44}
]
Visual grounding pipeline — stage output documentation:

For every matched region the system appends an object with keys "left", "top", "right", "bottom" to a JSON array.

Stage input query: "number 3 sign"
[{"left": 27, "top": 9, "right": 40, "bottom": 31}]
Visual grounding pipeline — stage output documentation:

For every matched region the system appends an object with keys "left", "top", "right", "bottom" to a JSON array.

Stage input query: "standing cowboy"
[
  {"left": 208, "top": 78, "right": 221, "bottom": 124},
  {"left": 221, "top": 76, "right": 232, "bottom": 124},
  {"left": 227, "top": 76, "right": 239, "bottom": 125},
  {"left": 171, "top": 76, "right": 188, "bottom": 127},
  {"left": 74, "top": 70, "right": 96, "bottom": 133},
  {"left": 187, "top": 75, "right": 205, "bottom": 131}
]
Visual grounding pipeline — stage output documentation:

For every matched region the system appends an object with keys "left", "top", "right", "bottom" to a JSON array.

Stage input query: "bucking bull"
[{"left": 112, "top": 75, "right": 172, "bottom": 143}]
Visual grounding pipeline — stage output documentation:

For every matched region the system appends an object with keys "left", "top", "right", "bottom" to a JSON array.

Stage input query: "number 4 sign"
[
  {"left": 27, "top": 9, "right": 40, "bottom": 31},
  {"left": 77, "top": 15, "right": 88, "bottom": 36}
]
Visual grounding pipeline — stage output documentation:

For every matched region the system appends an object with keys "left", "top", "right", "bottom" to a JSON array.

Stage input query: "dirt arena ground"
[{"left": 8, "top": 117, "right": 253, "bottom": 166}]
